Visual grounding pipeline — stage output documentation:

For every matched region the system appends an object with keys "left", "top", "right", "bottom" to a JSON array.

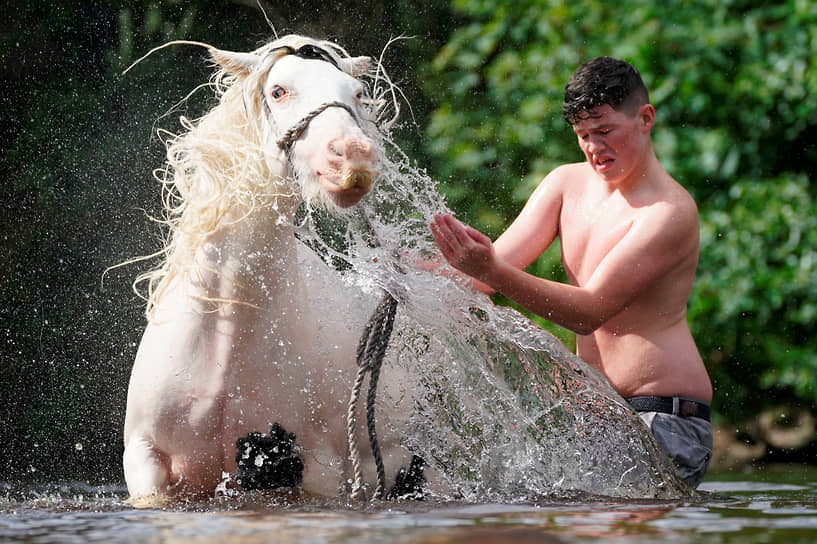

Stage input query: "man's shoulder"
[
  {"left": 656, "top": 177, "right": 699, "bottom": 221},
  {"left": 551, "top": 162, "right": 590, "bottom": 178},
  {"left": 636, "top": 182, "right": 700, "bottom": 251},
  {"left": 633, "top": 168, "right": 697, "bottom": 218},
  {"left": 542, "top": 162, "right": 591, "bottom": 191}
]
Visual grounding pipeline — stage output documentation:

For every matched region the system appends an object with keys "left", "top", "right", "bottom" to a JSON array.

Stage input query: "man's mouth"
[{"left": 595, "top": 157, "right": 614, "bottom": 170}]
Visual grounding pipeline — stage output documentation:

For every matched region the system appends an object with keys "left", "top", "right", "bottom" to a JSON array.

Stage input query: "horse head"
[{"left": 210, "top": 36, "right": 380, "bottom": 210}]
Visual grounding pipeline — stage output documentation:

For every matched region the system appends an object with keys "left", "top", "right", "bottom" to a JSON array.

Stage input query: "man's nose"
[{"left": 586, "top": 135, "right": 604, "bottom": 153}]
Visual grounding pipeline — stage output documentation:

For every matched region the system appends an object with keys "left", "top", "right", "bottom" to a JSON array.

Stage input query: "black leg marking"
[
  {"left": 235, "top": 423, "right": 305, "bottom": 490},
  {"left": 387, "top": 455, "right": 426, "bottom": 500}
]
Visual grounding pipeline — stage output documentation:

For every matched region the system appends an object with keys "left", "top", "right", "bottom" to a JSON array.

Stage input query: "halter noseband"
[{"left": 276, "top": 101, "right": 359, "bottom": 152}]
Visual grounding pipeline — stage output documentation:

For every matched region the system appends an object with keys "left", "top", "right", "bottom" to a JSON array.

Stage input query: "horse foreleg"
[{"left": 123, "top": 436, "right": 174, "bottom": 507}]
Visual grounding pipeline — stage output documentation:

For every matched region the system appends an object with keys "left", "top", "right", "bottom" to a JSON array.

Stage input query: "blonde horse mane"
[{"left": 124, "top": 34, "right": 400, "bottom": 318}]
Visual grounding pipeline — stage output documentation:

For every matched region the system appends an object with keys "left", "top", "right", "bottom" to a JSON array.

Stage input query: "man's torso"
[{"left": 556, "top": 163, "right": 712, "bottom": 401}]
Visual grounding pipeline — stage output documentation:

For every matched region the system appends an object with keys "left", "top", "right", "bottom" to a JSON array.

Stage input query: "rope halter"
[{"left": 276, "top": 101, "right": 360, "bottom": 153}]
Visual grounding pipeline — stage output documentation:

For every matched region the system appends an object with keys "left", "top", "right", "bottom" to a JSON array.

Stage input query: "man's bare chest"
[{"left": 559, "top": 199, "right": 636, "bottom": 283}]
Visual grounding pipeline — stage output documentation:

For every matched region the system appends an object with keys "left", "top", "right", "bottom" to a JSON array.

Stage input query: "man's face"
[{"left": 572, "top": 104, "right": 653, "bottom": 185}]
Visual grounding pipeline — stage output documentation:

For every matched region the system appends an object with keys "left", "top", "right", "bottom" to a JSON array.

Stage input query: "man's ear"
[
  {"left": 339, "top": 56, "right": 372, "bottom": 78},
  {"left": 639, "top": 103, "right": 656, "bottom": 132},
  {"left": 209, "top": 48, "right": 260, "bottom": 76}
]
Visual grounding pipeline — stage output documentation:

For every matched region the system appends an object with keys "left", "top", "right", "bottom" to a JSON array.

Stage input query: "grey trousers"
[{"left": 637, "top": 411, "right": 713, "bottom": 488}]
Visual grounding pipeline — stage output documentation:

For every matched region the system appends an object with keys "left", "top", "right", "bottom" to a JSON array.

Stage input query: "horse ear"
[
  {"left": 340, "top": 56, "right": 372, "bottom": 78},
  {"left": 209, "top": 48, "right": 260, "bottom": 76}
]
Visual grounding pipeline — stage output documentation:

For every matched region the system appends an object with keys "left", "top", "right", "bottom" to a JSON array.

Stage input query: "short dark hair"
[{"left": 562, "top": 57, "right": 649, "bottom": 124}]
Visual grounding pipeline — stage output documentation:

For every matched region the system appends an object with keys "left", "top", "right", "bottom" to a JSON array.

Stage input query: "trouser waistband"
[{"left": 626, "top": 396, "right": 711, "bottom": 422}]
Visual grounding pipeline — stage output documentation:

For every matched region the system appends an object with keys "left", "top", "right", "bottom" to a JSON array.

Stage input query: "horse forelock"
[{"left": 252, "top": 35, "right": 354, "bottom": 74}]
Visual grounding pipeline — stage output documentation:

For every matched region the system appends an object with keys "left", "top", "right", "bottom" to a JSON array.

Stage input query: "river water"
[{"left": 2, "top": 467, "right": 816, "bottom": 543}]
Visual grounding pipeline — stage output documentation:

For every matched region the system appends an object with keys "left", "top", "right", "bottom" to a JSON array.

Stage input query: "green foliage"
[
  {"left": 692, "top": 176, "right": 817, "bottom": 420},
  {"left": 423, "top": 0, "right": 817, "bottom": 420}
]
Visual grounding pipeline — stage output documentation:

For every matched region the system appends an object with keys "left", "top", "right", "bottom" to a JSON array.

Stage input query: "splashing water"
[{"left": 293, "top": 133, "right": 692, "bottom": 502}]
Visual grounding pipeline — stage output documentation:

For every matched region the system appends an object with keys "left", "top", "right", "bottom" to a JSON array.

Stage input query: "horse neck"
[{"left": 179, "top": 194, "right": 303, "bottom": 309}]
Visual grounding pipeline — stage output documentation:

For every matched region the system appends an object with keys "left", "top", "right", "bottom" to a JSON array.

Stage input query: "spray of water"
[{"left": 294, "top": 132, "right": 692, "bottom": 501}]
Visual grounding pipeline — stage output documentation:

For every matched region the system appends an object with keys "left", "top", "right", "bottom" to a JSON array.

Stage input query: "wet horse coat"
[{"left": 123, "top": 35, "right": 409, "bottom": 502}]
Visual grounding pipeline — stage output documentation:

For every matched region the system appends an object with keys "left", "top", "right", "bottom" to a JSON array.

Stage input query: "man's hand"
[{"left": 429, "top": 214, "right": 496, "bottom": 283}]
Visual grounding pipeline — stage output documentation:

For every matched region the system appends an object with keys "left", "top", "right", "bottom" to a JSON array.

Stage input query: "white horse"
[{"left": 123, "top": 35, "right": 412, "bottom": 504}]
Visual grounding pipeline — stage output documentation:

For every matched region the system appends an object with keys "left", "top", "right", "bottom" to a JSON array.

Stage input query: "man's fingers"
[
  {"left": 431, "top": 213, "right": 493, "bottom": 256},
  {"left": 431, "top": 214, "right": 460, "bottom": 248},
  {"left": 430, "top": 216, "right": 457, "bottom": 257},
  {"left": 439, "top": 214, "right": 475, "bottom": 248},
  {"left": 464, "top": 224, "right": 492, "bottom": 246}
]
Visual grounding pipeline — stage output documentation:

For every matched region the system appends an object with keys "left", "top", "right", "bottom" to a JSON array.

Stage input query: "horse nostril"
[
  {"left": 328, "top": 137, "right": 375, "bottom": 162},
  {"left": 345, "top": 138, "right": 374, "bottom": 161},
  {"left": 329, "top": 142, "right": 343, "bottom": 157}
]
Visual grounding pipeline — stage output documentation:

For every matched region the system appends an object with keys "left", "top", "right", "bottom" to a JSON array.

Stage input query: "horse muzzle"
[
  {"left": 318, "top": 134, "right": 378, "bottom": 206},
  {"left": 338, "top": 167, "right": 374, "bottom": 192},
  {"left": 320, "top": 166, "right": 376, "bottom": 208}
]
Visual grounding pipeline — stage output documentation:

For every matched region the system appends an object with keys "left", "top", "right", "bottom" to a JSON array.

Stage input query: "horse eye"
[
  {"left": 356, "top": 89, "right": 371, "bottom": 105},
  {"left": 270, "top": 85, "right": 287, "bottom": 100}
]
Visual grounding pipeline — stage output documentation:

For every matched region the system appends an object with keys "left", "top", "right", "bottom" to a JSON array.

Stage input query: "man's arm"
[
  {"left": 430, "top": 198, "right": 698, "bottom": 335},
  {"left": 491, "top": 168, "right": 565, "bottom": 269},
  {"left": 430, "top": 214, "right": 598, "bottom": 331},
  {"left": 429, "top": 168, "right": 566, "bottom": 293}
]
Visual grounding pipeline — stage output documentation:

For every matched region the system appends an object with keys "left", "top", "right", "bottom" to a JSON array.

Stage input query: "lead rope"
[
  {"left": 347, "top": 290, "right": 398, "bottom": 501},
  {"left": 345, "top": 207, "right": 400, "bottom": 502},
  {"left": 365, "top": 292, "right": 398, "bottom": 498}
]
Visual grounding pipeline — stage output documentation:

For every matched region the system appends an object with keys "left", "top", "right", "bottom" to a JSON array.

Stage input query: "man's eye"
[{"left": 270, "top": 85, "right": 287, "bottom": 100}]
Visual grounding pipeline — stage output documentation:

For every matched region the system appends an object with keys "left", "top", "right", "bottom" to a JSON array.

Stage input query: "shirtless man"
[{"left": 429, "top": 57, "right": 713, "bottom": 488}]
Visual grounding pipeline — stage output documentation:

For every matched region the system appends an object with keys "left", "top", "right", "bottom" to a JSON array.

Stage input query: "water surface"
[{"left": 3, "top": 467, "right": 816, "bottom": 543}]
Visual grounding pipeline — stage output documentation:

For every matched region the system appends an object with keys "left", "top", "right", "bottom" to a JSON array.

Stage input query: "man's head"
[{"left": 562, "top": 57, "right": 649, "bottom": 124}]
